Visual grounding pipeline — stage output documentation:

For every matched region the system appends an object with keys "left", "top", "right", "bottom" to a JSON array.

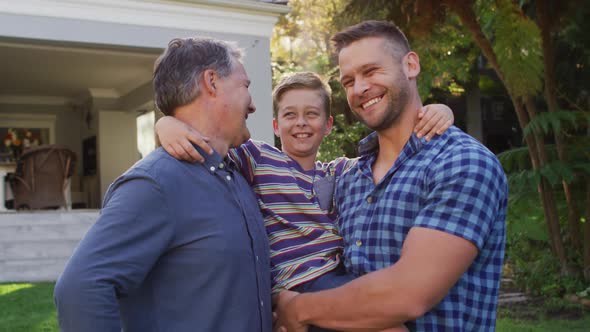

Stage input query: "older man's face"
[{"left": 214, "top": 62, "right": 256, "bottom": 148}]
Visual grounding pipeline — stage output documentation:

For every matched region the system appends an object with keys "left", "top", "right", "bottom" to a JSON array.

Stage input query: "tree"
[{"left": 271, "top": 0, "right": 590, "bottom": 281}]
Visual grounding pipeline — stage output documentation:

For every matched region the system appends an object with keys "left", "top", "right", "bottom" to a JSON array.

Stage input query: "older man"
[
  {"left": 275, "top": 20, "right": 508, "bottom": 332},
  {"left": 54, "top": 37, "right": 271, "bottom": 332}
]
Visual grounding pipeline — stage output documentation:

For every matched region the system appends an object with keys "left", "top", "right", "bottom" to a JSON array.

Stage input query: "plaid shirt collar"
[{"left": 357, "top": 131, "right": 430, "bottom": 179}]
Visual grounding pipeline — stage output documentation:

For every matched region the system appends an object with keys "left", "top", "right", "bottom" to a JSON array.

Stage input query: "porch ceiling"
[{"left": 0, "top": 39, "right": 161, "bottom": 101}]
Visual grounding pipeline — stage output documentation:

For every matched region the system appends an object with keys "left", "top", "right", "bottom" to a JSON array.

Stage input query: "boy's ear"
[
  {"left": 324, "top": 115, "right": 334, "bottom": 136},
  {"left": 202, "top": 69, "right": 218, "bottom": 95},
  {"left": 272, "top": 117, "right": 280, "bottom": 137}
]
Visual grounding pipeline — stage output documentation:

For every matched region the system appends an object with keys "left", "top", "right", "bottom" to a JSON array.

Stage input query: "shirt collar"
[
  {"left": 357, "top": 131, "right": 428, "bottom": 158},
  {"left": 192, "top": 144, "right": 235, "bottom": 172}
]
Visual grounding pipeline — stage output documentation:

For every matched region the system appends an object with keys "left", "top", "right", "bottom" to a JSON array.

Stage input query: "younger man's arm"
[{"left": 275, "top": 228, "right": 477, "bottom": 331}]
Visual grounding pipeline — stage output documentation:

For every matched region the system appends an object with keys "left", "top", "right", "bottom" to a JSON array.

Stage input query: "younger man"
[{"left": 275, "top": 21, "right": 508, "bottom": 332}]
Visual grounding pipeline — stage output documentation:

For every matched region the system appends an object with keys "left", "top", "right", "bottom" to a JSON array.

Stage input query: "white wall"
[
  {"left": 98, "top": 110, "right": 139, "bottom": 200},
  {"left": 0, "top": 4, "right": 280, "bottom": 145}
]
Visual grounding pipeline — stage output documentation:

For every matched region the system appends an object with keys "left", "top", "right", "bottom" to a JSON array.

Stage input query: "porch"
[
  {"left": 0, "top": 0, "right": 288, "bottom": 283},
  {"left": 0, "top": 210, "right": 98, "bottom": 283}
]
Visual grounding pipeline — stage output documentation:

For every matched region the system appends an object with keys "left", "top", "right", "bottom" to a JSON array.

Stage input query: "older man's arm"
[
  {"left": 275, "top": 227, "right": 477, "bottom": 331},
  {"left": 54, "top": 173, "right": 173, "bottom": 332}
]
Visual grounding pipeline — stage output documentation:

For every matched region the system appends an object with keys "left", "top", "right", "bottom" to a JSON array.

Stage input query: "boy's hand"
[
  {"left": 414, "top": 104, "right": 454, "bottom": 141},
  {"left": 155, "top": 116, "right": 213, "bottom": 162}
]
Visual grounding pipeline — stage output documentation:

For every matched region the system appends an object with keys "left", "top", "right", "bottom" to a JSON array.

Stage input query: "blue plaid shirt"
[{"left": 335, "top": 127, "right": 507, "bottom": 331}]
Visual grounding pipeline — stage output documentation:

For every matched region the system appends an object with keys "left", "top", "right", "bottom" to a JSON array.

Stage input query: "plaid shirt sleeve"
[{"left": 413, "top": 146, "right": 507, "bottom": 250}]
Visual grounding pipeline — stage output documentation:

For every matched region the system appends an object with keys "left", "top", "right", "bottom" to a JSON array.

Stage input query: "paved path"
[{"left": 498, "top": 277, "right": 528, "bottom": 305}]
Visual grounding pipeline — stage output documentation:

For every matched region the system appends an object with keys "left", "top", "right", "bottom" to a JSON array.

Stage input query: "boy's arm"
[
  {"left": 414, "top": 104, "right": 454, "bottom": 140},
  {"left": 155, "top": 116, "right": 213, "bottom": 162}
]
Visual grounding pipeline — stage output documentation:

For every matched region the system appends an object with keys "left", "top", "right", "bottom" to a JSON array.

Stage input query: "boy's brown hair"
[{"left": 272, "top": 72, "right": 332, "bottom": 118}]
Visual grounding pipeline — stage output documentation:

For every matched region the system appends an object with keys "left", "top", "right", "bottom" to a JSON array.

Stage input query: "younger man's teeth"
[{"left": 362, "top": 97, "right": 381, "bottom": 109}]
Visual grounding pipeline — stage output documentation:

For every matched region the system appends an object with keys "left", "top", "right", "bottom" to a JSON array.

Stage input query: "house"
[
  {"left": 0, "top": 0, "right": 288, "bottom": 207},
  {"left": 0, "top": 0, "right": 288, "bottom": 282}
]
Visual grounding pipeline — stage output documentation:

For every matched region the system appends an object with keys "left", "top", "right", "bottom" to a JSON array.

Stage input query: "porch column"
[{"left": 98, "top": 110, "right": 139, "bottom": 200}]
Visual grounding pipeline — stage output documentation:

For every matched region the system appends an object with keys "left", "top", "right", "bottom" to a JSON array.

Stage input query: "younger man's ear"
[
  {"left": 202, "top": 69, "right": 218, "bottom": 95},
  {"left": 403, "top": 52, "right": 421, "bottom": 79}
]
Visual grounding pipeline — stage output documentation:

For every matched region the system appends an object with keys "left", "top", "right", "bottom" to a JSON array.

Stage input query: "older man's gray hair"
[{"left": 153, "top": 37, "right": 243, "bottom": 115}]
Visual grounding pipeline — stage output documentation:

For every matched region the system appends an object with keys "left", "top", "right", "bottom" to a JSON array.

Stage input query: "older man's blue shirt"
[
  {"left": 54, "top": 147, "right": 271, "bottom": 332},
  {"left": 335, "top": 127, "right": 507, "bottom": 331}
]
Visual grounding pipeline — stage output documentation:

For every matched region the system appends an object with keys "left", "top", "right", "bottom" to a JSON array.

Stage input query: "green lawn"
[
  {"left": 496, "top": 316, "right": 590, "bottom": 331},
  {"left": 1, "top": 282, "right": 589, "bottom": 331},
  {"left": 0, "top": 283, "right": 57, "bottom": 332}
]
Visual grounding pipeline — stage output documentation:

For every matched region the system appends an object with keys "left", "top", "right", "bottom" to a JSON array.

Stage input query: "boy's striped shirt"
[{"left": 229, "top": 140, "right": 356, "bottom": 292}]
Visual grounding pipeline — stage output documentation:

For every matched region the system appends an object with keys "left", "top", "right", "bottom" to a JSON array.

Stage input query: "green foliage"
[
  {"left": 506, "top": 194, "right": 585, "bottom": 298},
  {"left": 499, "top": 146, "right": 590, "bottom": 201},
  {"left": 497, "top": 146, "right": 531, "bottom": 172},
  {"left": 522, "top": 110, "right": 590, "bottom": 138},
  {"left": 413, "top": 14, "right": 479, "bottom": 100},
  {"left": 317, "top": 114, "right": 368, "bottom": 162},
  {"left": 271, "top": 0, "right": 347, "bottom": 83},
  {"left": 476, "top": 0, "right": 544, "bottom": 97}
]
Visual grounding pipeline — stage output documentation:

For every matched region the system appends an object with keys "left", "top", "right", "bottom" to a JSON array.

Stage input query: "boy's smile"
[{"left": 273, "top": 89, "right": 333, "bottom": 170}]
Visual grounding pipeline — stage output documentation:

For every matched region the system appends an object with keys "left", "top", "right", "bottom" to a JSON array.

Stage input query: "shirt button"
[
  {"left": 219, "top": 163, "right": 225, "bottom": 169},
  {"left": 256, "top": 255, "right": 259, "bottom": 261},
  {"left": 209, "top": 166, "right": 215, "bottom": 172},
  {"left": 225, "top": 175, "right": 231, "bottom": 181},
  {"left": 260, "top": 300, "right": 264, "bottom": 307},
  {"left": 366, "top": 196, "right": 373, "bottom": 203},
  {"left": 356, "top": 240, "right": 362, "bottom": 247}
]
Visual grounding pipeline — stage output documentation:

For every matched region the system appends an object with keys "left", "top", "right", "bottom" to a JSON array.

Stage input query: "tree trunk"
[
  {"left": 536, "top": 0, "right": 582, "bottom": 250},
  {"left": 525, "top": 96, "right": 570, "bottom": 274},
  {"left": 584, "top": 178, "right": 590, "bottom": 281}
]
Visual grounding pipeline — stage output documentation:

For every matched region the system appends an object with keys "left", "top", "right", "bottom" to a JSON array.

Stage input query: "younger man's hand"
[{"left": 273, "top": 290, "right": 308, "bottom": 332}]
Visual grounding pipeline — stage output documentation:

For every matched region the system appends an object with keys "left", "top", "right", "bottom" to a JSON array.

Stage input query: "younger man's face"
[{"left": 273, "top": 88, "right": 333, "bottom": 162}]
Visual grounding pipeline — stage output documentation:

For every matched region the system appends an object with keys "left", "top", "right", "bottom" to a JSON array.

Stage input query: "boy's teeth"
[{"left": 362, "top": 97, "right": 381, "bottom": 109}]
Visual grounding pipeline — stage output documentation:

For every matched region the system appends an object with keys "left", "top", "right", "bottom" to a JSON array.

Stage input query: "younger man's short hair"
[
  {"left": 331, "top": 20, "right": 410, "bottom": 62},
  {"left": 272, "top": 72, "right": 332, "bottom": 118}
]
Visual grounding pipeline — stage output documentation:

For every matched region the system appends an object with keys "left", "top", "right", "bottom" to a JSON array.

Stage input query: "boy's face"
[{"left": 273, "top": 88, "right": 333, "bottom": 163}]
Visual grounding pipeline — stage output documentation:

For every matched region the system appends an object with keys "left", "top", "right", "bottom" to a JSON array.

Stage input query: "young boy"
[{"left": 156, "top": 72, "right": 453, "bottom": 330}]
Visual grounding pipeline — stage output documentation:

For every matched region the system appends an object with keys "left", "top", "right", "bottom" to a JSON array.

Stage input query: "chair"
[{"left": 9, "top": 145, "right": 77, "bottom": 210}]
